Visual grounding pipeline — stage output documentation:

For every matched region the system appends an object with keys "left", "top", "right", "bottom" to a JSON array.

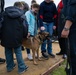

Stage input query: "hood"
[{"left": 5, "top": 6, "right": 24, "bottom": 18}]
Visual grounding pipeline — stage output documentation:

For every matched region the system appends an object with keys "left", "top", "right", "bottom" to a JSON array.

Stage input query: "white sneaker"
[{"left": 27, "top": 54, "right": 33, "bottom": 60}]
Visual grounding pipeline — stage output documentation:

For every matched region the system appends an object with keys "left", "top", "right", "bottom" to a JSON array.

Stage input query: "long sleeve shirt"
[{"left": 39, "top": 1, "right": 57, "bottom": 27}]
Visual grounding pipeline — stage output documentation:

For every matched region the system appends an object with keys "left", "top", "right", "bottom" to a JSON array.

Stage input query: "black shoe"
[
  {"left": 48, "top": 53, "right": 55, "bottom": 58},
  {"left": 0, "top": 58, "right": 6, "bottom": 64},
  {"left": 42, "top": 52, "right": 49, "bottom": 59},
  {"left": 56, "top": 52, "right": 63, "bottom": 55}
]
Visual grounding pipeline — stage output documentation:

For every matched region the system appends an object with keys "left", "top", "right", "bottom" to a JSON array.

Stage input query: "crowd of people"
[{"left": 0, "top": 0, "right": 76, "bottom": 75}]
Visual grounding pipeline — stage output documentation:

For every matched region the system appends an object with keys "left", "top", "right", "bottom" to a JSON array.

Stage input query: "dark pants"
[
  {"left": 69, "top": 29, "right": 76, "bottom": 75},
  {"left": 58, "top": 38, "right": 68, "bottom": 54},
  {"left": 26, "top": 48, "right": 30, "bottom": 54}
]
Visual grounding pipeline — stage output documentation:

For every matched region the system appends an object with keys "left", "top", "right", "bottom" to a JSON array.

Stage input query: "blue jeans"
[
  {"left": 41, "top": 22, "right": 54, "bottom": 54},
  {"left": 5, "top": 46, "right": 27, "bottom": 73}
]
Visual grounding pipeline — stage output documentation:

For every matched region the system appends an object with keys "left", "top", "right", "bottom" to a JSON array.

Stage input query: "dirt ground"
[{"left": 0, "top": 42, "right": 63, "bottom": 75}]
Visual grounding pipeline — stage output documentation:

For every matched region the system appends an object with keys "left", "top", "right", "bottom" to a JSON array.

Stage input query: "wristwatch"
[{"left": 63, "top": 27, "right": 69, "bottom": 31}]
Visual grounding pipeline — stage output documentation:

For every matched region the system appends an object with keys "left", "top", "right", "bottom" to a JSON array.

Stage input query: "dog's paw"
[
  {"left": 33, "top": 62, "right": 38, "bottom": 65},
  {"left": 38, "top": 58, "right": 43, "bottom": 61}
]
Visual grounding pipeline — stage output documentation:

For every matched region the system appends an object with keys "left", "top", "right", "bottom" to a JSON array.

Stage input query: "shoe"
[
  {"left": 56, "top": 52, "right": 64, "bottom": 55},
  {"left": 42, "top": 52, "right": 49, "bottom": 59},
  {"left": 0, "top": 58, "right": 6, "bottom": 64},
  {"left": 51, "top": 36, "right": 58, "bottom": 43},
  {"left": 19, "top": 66, "right": 28, "bottom": 74},
  {"left": 27, "top": 54, "right": 33, "bottom": 60},
  {"left": 63, "top": 54, "right": 67, "bottom": 59},
  {"left": 7, "top": 64, "right": 16, "bottom": 72},
  {"left": 48, "top": 53, "right": 55, "bottom": 58}
]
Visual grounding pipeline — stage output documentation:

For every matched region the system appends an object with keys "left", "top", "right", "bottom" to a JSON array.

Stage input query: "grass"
[{"left": 49, "top": 60, "right": 66, "bottom": 75}]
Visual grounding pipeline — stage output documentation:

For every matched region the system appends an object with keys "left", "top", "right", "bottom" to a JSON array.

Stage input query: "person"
[
  {"left": 56, "top": 0, "right": 68, "bottom": 59},
  {"left": 20, "top": 1, "right": 29, "bottom": 51},
  {"left": 61, "top": 0, "right": 76, "bottom": 75},
  {"left": 0, "top": 0, "right": 6, "bottom": 64},
  {"left": 31, "top": 0, "right": 37, "bottom": 5},
  {"left": 39, "top": 0, "right": 57, "bottom": 58},
  {"left": 21, "top": 1, "right": 33, "bottom": 60},
  {"left": 25, "top": 3, "right": 39, "bottom": 60},
  {"left": 21, "top": 1, "right": 29, "bottom": 14},
  {"left": 1, "top": 1, "right": 28, "bottom": 74}
]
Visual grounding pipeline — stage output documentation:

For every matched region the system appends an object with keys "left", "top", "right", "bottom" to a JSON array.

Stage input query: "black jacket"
[
  {"left": 1, "top": 6, "right": 28, "bottom": 48},
  {"left": 39, "top": 1, "right": 57, "bottom": 26},
  {"left": 0, "top": 0, "right": 4, "bottom": 13},
  {"left": 66, "top": 0, "right": 76, "bottom": 30},
  {"left": 58, "top": 0, "right": 69, "bottom": 38}
]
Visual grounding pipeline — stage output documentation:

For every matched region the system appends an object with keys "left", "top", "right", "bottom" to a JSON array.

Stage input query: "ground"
[{"left": 0, "top": 42, "right": 63, "bottom": 75}]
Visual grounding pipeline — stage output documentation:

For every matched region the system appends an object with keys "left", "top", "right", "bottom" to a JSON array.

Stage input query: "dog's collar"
[
  {"left": 39, "top": 36, "right": 43, "bottom": 42},
  {"left": 34, "top": 36, "right": 43, "bottom": 44}
]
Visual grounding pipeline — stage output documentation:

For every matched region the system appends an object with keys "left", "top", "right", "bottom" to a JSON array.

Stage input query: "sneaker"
[
  {"left": 63, "top": 54, "right": 67, "bottom": 59},
  {"left": 19, "top": 66, "right": 28, "bottom": 74},
  {"left": 48, "top": 53, "right": 55, "bottom": 58},
  {"left": 0, "top": 58, "right": 6, "bottom": 64},
  {"left": 27, "top": 54, "right": 33, "bottom": 60},
  {"left": 42, "top": 52, "right": 49, "bottom": 59},
  {"left": 7, "top": 64, "right": 16, "bottom": 72}
]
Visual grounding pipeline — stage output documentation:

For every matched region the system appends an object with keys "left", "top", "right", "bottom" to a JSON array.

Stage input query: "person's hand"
[
  {"left": 61, "top": 29, "right": 69, "bottom": 38},
  {"left": 27, "top": 32, "right": 30, "bottom": 38},
  {"left": 53, "top": 26, "right": 56, "bottom": 30},
  {"left": 40, "top": 26, "right": 45, "bottom": 30}
]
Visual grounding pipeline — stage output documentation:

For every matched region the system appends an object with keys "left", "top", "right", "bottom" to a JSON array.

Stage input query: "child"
[
  {"left": 25, "top": 3, "right": 39, "bottom": 60},
  {"left": 1, "top": 1, "right": 28, "bottom": 74}
]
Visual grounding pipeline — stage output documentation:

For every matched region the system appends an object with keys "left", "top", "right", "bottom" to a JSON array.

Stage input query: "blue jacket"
[{"left": 25, "top": 10, "right": 37, "bottom": 36}]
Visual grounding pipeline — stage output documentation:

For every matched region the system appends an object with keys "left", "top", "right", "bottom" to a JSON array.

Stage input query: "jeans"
[
  {"left": 5, "top": 46, "right": 27, "bottom": 73},
  {"left": 69, "top": 29, "right": 76, "bottom": 75},
  {"left": 41, "top": 22, "right": 54, "bottom": 54},
  {"left": 26, "top": 48, "right": 30, "bottom": 54}
]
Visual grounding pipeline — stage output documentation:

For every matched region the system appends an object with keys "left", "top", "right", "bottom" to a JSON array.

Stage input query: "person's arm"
[
  {"left": 61, "top": 20, "right": 72, "bottom": 38},
  {"left": 61, "top": 4, "right": 74, "bottom": 38},
  {"left": 39, "top": 4, "right": 45, "bottom": 30},
  {"left": 25, "top": 11, "right": 31, "bottom": 34},
  {"left": 21, "top": 15, "right": 28, "bottom": 38},
  {"left": 53, "top": 3, "right": 58, "bottom": 30}
]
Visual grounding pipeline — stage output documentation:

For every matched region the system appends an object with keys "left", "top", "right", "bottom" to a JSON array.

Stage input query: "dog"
[{"left": 22, "top": 32, "right": 50, "bottom": 65}]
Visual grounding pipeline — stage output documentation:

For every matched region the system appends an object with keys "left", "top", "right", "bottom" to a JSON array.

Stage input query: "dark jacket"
[
  {"left": 57, "top": 0, "right": 68, "bottom": 38},
  {"left": 1, "top": 6, "right": 28, "bottom": 48},
  {"left": 39, "top": 1, "right": 57, "bottom": 27},
  {"left": 0, "top": 0, "right": 4, "bottom": 13},
  {"left": 66, "top": 0, "right": 76, "bottom": 30}
]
